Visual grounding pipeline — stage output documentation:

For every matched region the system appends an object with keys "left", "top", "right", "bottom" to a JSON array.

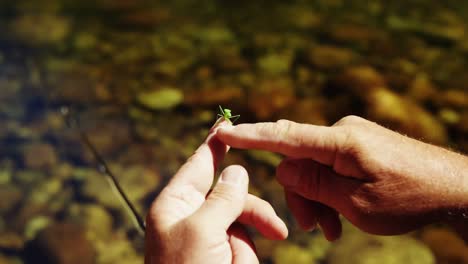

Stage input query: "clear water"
[{"left": 1, "top": 0, "right": 467, "bottom": 263}]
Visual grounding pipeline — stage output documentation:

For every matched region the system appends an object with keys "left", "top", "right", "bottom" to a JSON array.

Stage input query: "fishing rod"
[{"left": 60, "top": 106, "right": 146, "bottom": 234}]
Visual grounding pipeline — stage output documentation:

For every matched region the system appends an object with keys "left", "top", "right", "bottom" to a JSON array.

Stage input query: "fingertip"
[
  {"left": 273, "top": 216, "right": 289, "bottom": 240},
  {"left": 284, "top": 190, "right": 318, "bottom": 232},
  {"left": 318, "top": 210, "right": 342, "bottom": 242},
  {"left": 219, "top": 165, "right": 249, "bottom": 187},
  {"left": 211, "top": 118, "right": 233, "bottom": 133}
]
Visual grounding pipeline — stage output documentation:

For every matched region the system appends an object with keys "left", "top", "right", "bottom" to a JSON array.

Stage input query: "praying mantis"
[{"left": 217, "top": 105, "right": 240, "bottom": 125}]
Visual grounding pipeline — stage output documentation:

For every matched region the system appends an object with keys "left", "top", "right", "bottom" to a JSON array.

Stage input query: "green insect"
[{"left": 217, "top": 105, "right": 240, "bottom": 124}]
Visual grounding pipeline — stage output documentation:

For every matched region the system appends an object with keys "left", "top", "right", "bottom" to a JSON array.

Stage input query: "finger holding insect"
[
  {"left": 149, "top": 119, "right": 232, "bottom": 229},
  {"left": 218, "top": 105, "right": 240, "bottom": 124}
]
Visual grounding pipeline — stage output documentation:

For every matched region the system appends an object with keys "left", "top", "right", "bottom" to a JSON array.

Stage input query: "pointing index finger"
[{"left": 216, "top": 120, "right": 345, "bottom": 166}]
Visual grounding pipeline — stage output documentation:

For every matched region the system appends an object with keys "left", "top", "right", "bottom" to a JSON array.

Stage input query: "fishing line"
[{"left": 60, "top": 106, "right": 146, "bottom": 235}]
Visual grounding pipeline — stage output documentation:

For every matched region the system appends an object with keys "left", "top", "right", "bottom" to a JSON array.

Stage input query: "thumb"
[{"left": 192, "top": 165, "right": 249, "bottom": 230}]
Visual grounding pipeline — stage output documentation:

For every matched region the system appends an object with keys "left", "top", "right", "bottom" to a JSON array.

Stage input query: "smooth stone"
[
  {"left": 328, "top": 222, "right": 434, "bottom": 264},
  {"left": 24, "top": 216, "right": 52, "bottom": 240},
  {"left": 406, "top": 74, "right": 437, "bottom": 102},
  {"left": 184, "top": 85, "right": 243, "bottom": 106},
  {"left": 136, "top": 87, "right": 183, "bottom": 110},
  {"left": 95, "top": 232, "right": 142, "bottom": 264},
  {"left": 366, "top": 88, "right": 447, "bottom": 144},
  {"left": 81, "top": 164, "right": 159, "bottom": 211},
  {"left": 0, "top": 231, "right": 24, "bottom": 251},
  {"left": 308, "top": 45, "right": 357, "bottom": 70},
  {"left": 248, "top": 78, "right": 296, "bottom": 120},
  {"left": 65, "top": 204, "right": 113, "bottom": 241},
  {"left": 273, "top": 243, "right": 316, "bottom": 264},
  {"left": 22, "top": 143, "right": 58, "bottom": 170},
  {"left": 24, "top": 222, "right": 96, "bottom": 264},
  {"left": 257, "top": 52, "right": 293, "bottom": 75},
  {"left": 0, "top": 185, "right": 22, "bottom": 214},
  {"left": 10, "top": 14, "right": 70, "bottom": 45},
  {"left": 332, "top": 66, "right": 386, "bottom": 94},
  {"left": 420, "top": 228, "right": 468, "bottom": 263}
]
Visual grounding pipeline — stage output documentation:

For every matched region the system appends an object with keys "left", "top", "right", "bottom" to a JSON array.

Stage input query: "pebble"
[
  {"left": 22, "top": 143, "right": 58, "bottom": 170},
  {"left": 328, "top": 221, "right": 434, "bottom": 264},
  {"left": 24, "top": 222, "right": 96, "bottom": 264},
  {"left": 136, "top": 87, "right": 184, "bottom": 110},
  {"left": 248, "top": 78, "right": 296, "bottom": 120},
  {"left": 10, "top": 14, "right": 70, "bottom": 46},
  {"left": 0, "top": 185, "right": 22, "bottom": 214},
  {"left": 420, "top": 228, "right": 468, "bottom": 264},
  {"left": 332, "top": 66, "right": 386, "bottom": 94},
  {"left": 257, "top": 52, "right": 293, "bottom": 75},
  {"left": 81, "top": 164, "right": 159, "bottom": 211},
  {"left": 65, "top": 204, "right": 113, "bottom": 241},
  {"left": 366, "top": 88, "right": 448, "bottom": 144},
  {"left": 0, "top": 231, "right": 24, "bottom": 251},
  {"left": 308, "top": 45, "right": 357, "bottom": 70}
]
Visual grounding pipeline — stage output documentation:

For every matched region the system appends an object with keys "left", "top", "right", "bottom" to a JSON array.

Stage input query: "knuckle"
[
  {"left": 275, "top": 119, "right": 306, "bottom": 146},
  {"left": 334, "top": 115, "right": 366, "bottom": 126},
  {"left": 338, "top": 125, "right": 365, "bottom": 150},
  {"left": 275, "top": 119, "right": 294, "bottom": 138},
  {"left": 210, "top": 185, "right": 244, "bottom": 205}
]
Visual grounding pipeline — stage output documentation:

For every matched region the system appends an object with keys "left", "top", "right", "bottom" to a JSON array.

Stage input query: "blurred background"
[{"left": 0, "top": 0, "right": 467, "bottom": 263}]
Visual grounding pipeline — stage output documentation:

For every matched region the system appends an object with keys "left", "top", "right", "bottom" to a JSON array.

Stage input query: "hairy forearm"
[{"left": 441, "top": 149, "right": 468, "bottom": 242}]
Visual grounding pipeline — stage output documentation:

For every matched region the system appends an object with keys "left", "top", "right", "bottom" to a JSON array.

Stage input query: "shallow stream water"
[{"left": 0, "top": 1, "right": 467, "bottom": 263}]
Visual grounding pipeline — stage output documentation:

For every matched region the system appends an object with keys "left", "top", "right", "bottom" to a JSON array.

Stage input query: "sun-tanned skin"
[
  {"left": 217, "top": 116, "right": 468, "bottom": 241},
  {"left": 145, "top": 115, "right": 468, "bottom": 264},
  {"left": 145, "top": 121, "right": 287, "bottom": 264}
]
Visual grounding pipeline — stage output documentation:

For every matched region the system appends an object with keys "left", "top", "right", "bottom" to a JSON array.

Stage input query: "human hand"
[
  {"left": 217, "top": 116, "right": 468, "bottom": 240},
  {"left": 145, "top": 121, "right": 288, "bottom": 264}
]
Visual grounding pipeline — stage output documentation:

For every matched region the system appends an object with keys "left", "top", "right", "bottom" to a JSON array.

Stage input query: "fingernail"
[
  {"left": 277, "top": 161, "right": 301, "bottom": 187},
  {"left": 219, "top": 169, "right": 244, "bottom": 186}
]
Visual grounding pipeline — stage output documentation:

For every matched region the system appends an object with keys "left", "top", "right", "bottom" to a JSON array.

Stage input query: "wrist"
[{"left": 440, "top": 151, "right": 468, "bottom": 242}]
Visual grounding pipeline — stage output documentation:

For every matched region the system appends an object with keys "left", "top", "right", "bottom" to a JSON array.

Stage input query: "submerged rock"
[
  {"left": 0, "top": 185, "right": 22, "bottom": 214},
  {"left": 406, "top": 74, "right": 437, "bottom": 103},
  {"left": 83, "top": 119, "right": 131, "bottom": 160},
  {"left": 24, "top": 223, "right": 96, "bottom": 264},
  {"left": 308, "top": 45, "right": 357, "bottom": 70},
  {"left": 95, "top": 232, "right": 142, "bottom": 264},
  {"left": 328, "top": 222, "right": 434, "bottom": 264},
  {"left": 273, "top": 242, "right": 317, "bottom": 264},
  {"left": 365, "top": 88, "right": 447, "bottom": 144},
  {"left": 332, "top": 66, "right": 447, "bottom": 144},
  {"left": 136, "top": 87, "right": 183, "bottom": 110},
  {"left": 257, "top": 52, "right": 293, "bottom": 75},
  {"left": 437, "top": 89, "right": 468, "bottom": 109},
  {"left": 0, "top": 231, "right": 24, "bottom": 251},
  {"left": 332, "top": 66, "right": 386, "bottom": 94},
  {"left": 66, "top": 204, "right": 113, "bottom": 242},
  {"left": 420, "top": 228, "right": 468, "bottom": 264},
  {"left": 184, "top": 85, "right": 243, "bottom": 106},
  {"left": 22, "top": 143, "right": 58, "bottom": 170},
  {"left": 81, "top": 164, "right": 159, "bottom": 211},
  {"left": 10, "top": 14, "right": 70, "bottom": 46},
  {"left": 248, "top": 78, "right": 296, "bottom": 120}
]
